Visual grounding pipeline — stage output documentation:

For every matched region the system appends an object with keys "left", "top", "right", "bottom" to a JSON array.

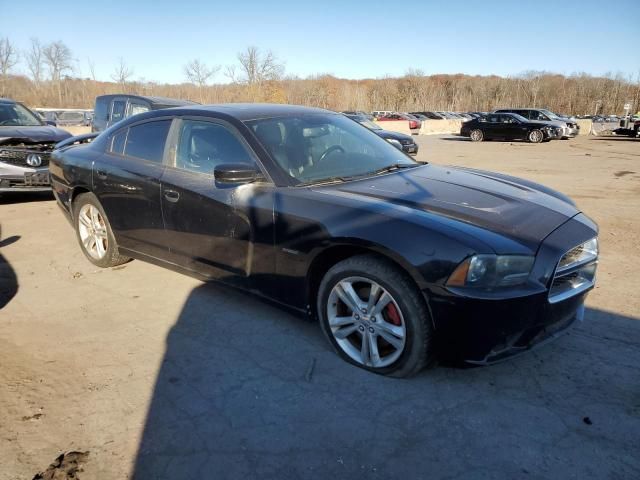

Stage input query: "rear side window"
[
  {"left": 110, "top": 130, "right": 127, "bottom": 154},
  {"left": 124, "top": 120, "right": 171, "bottom": 162},
  {"left": 94, "top": 98, "right": 108, "bottom": 122}
]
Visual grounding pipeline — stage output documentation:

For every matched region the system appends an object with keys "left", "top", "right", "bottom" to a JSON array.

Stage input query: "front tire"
[
  {"left": 470, "top": 129, "right": 484, "bottom": 142},
  {"left": 528, "top": 129, "right": 544, "bottom": 143},
  {"left": 73, "top": 193, "right": 130, "bottom": 268},
  {"left": 317, "top": 254, "right": 434, "bottom": 377}
]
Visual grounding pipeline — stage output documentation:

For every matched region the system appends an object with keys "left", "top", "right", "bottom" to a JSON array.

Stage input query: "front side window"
[
  {"left": 175, "top": 120, "right": 255, "bottom": 174},
  {"left": 129, "top": 103, "right": 150, "bottom": 117},
  {"left": 248, "top": 113, "right": 416, "bottom": 184},
  {"left": 124, "top": 120, "right": 171, "bottom": 162}
]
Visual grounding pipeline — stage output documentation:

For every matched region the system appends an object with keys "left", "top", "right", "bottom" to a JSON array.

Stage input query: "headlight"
[
  {"left": 386, "top": 138, "right": 403, "bottom": 150},
  {"left": 446, "top": 255, "right": 535, "bottom": 288}
]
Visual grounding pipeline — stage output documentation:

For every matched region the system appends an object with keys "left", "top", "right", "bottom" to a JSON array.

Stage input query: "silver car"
[{"left": 0, "top": 99, "right": 71, "bottom": 193}]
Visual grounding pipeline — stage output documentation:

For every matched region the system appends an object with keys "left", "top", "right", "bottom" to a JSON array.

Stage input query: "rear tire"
[
  {"left": 317, "top": 254, "right": 435, "bottom": 377},
  {"left": 73, "top": 193, "right": 130, "bottom": 268},
  {"left": 528, "top": 129, "right": 544, "bottom": 143},
  {"left": 470, "top": 129, "right": 484, "bottom": 142}
]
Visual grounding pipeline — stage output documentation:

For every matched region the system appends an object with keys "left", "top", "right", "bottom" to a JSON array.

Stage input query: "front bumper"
[
  {"left": 0, "top": 163, "right": 51, "bottom": 192},
  {"left": 429, "top": 213, "right": 598, "bottom": 364}
]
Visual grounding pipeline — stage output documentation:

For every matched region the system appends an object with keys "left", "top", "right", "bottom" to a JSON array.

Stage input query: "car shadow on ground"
[
  {"left": 590, "top": 137, "right": 639, "bottom": 142},
  {"left": 0, "top": 227, "right": 19, "bottom": 309},
  {"left": 130, "top": 281, "right": 640, "bottom": 479},
  {"left": 0, "top": 191, "right": 54, "bottom": 205}
]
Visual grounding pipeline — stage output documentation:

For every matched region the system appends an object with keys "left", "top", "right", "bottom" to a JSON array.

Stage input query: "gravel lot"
[{"left": 1, "top": 135, "right": 639, "bottom": 479}]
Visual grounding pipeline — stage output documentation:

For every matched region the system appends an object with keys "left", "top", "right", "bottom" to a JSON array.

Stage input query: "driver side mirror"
[
  {"left": 214, "top": 163, "right": 264, "bottom": 185},
  {"left": 46, "top": 120, "right": 57, "bottom": 127}
]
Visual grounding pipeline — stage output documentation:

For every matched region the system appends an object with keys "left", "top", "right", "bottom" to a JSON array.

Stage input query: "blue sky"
[{"left": 2, "top": 0, "right": 639, "bottom": 83}]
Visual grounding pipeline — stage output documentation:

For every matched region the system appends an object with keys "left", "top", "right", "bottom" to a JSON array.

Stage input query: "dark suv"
[
  {"left": 494, "top": 108, "right": 579, "bottom": 139},
  {"left": 92, "top": 95, "right": 198, "bottom": 133}
]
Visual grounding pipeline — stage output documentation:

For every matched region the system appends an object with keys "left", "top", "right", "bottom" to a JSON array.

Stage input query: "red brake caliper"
[{"left": 385, "top": 303, "right": 401, "bottom": 326}]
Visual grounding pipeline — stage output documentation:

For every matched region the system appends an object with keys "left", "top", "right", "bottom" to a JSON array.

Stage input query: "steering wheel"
[{"left": 319, "top": 145, "right": 345, "bottom": 162}]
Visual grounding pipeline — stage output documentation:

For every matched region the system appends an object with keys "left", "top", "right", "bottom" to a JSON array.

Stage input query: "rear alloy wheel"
[
  {"left": 318, "top": 254, "right": 434, "bottom": 377},
  {"left": 73, "top": 193, "right": 130, "bottom": 268},
  {"left": 528, "top": 129, "right": 544, "bottom": 143},
  {"left": 470, "top": 129, "right": 484, "bottom": 142}
]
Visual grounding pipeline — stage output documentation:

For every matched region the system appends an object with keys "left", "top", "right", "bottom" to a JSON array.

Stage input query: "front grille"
[
  {"left": 549, "top": 238, "right": 598, "bottom": 304},
  {"left": 0, "top": 147, "right": 52, "bottom": 167}
]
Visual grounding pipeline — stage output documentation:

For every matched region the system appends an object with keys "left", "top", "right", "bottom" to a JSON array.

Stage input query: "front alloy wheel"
[
  {"left": 528, "top": 129, "right": 544, "bottom": 143},
  {"left": 470, "top": 129, "right": 484, "bottom": 142},
  {"left": 317, "top": 254, "right": 434, "bottom": 377},
  {"left": 327, "top": 277, "right": 406, "bottom": 368}
]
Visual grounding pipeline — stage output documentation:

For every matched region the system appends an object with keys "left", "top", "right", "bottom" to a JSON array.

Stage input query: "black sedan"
[
  {"left": 460, "top": 112, "right": 562, "bottom": 143},
  {"left": 344, "top": 113, "right": 418, "bottom": 155},
  {"left": 50, "top": 104, "right": 598, "bottom": 377}
]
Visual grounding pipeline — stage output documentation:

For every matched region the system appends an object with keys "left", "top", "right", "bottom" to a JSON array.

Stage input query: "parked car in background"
[
  {"left": 377, "top": 113, "right": 421, "bottom": 133},
  {"left": 372, "top": 110, "right": 393, "bottom": 118},
  {"left": 0, "top": 98, "right": 71, "bottom": 192},
  {"left": 344, "top": 113, "right": 419, "bottom": 155},
  {"left": 494, "top": 108, "right": 579, "bottom": 139},
  {"left": 50, "top": 104, "right": 598, "bottom": 376},
  {"left": 461, "top": 112, "right": 562, "bottom": 143},
  {"left": 56, "top": 110, "right": 93, "bottom": 127},
  {"left": 410, "top": 111, "right": 445, "bottom": 120},
  {"left": 341, "top": 111, "right": 374, "bottom": 121},
  {"left": 92, "top": 94, "right": 198, "bottom": 132}
]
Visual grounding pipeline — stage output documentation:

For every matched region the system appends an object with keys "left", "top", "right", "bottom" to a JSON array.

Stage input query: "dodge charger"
[{"left": 50, "top": 104, "right": 598, "bottom": 377}]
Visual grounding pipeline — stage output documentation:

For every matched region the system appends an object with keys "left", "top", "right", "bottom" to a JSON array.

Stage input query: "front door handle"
[
  {"left": 164, "top": 189, "right": 180, "bottom": 203},
  {"left": 96, "top": 170, "right": 107, "bottom": 180}
]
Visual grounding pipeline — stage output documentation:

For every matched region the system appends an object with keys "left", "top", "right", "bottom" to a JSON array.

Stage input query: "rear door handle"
[
  {"left": 96, "top": 170, "right": 107, "bottom": 180},
  {"left": 164, "top": 189, "right": 180, "bottom": 203}
]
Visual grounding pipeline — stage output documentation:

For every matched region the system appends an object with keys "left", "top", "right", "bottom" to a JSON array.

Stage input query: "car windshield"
[
  {"left": 248, "top": 113, "right": 417, "bottom": 185},
  {"left": 539, "top": 109, "right": 561, "bottom": 120},
  {"left": 358, "top": 119, "right": 382, "bottom": 130},
  {"left": 0, "top": 103, "right": 43, "bottom": 127},
  {"left": 509, "top": 113, "right": 529, "bottom": 123}
]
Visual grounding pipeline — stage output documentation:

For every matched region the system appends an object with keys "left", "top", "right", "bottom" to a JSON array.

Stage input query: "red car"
[{"left": 377, "top": 113, "right": 421, "bottom": 132}]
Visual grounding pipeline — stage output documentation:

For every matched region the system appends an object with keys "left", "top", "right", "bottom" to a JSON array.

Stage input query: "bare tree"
[
  {"left": 184, "top": 59, "right": 219, "bottom": 102},
  {"left": 42, "top": 40, "right": 73, "bottom": 105},
  {"left": 26, "top": 38, "right": 44, "bottom": 85},
  {"left": 111, "top": 57, "right": 134, "bottom": 88},
  {"left": 227, "top": 46, "right": 284, "bottom": 86},
  {"left": 0, "top": 37, "right": 18, "bottom": 95},
  {"left": 87, "top": 58, "right": 97, "bottom": 82}
]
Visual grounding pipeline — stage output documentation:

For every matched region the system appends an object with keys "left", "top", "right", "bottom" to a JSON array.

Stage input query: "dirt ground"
[{"left": 0, "top": 135, "right": 639, "bottom": 479}]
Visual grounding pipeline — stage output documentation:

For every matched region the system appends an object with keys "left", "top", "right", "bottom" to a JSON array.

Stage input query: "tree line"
[{"left": 1, "top": 37, "right": 638, "bottom": 115}]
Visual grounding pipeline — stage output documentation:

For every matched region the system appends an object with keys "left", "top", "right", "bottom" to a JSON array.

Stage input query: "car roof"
[
  {"left": 0, "top": 97, "right": 17, "bottom": 104},
  {"left": 150, "top": 103, "right": 336, "bottom": 122},
  {"left": 95, "top": 94, "right": 198, "bottom": 107}
]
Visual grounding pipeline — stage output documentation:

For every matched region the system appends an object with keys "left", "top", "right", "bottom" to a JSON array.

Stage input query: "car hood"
[
  {"left": 373, "top": 129, "right": 414, "bottom": 142},
  {"left": 0, "top": 125, "right": 72, "bottom": 144},
  {"left": 318, "top": 164, "right": 579, "bottom": 252}
]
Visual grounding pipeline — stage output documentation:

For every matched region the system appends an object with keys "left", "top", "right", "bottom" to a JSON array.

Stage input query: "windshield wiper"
[
  {"left": 296, "top": 176, "right": 349, "bottom": 187},
  {"left": 352, "top": 163, "right": 419, "bottom": 180},
  {"left": 296, "top": 163, "right": 419, "bottom": 187}
]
